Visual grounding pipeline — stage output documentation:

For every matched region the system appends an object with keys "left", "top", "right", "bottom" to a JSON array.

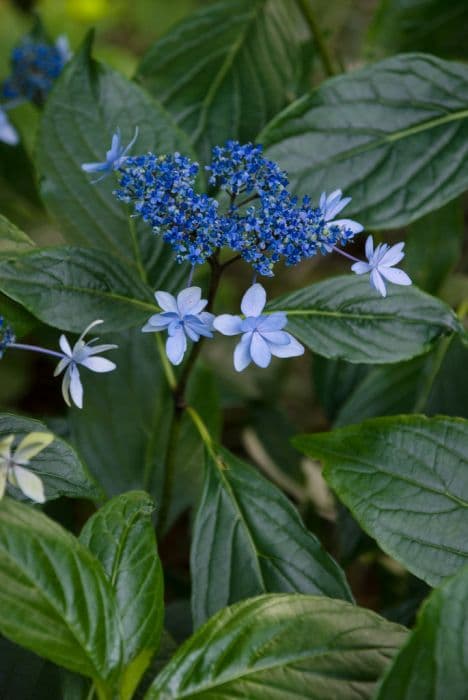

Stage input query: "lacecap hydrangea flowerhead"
[
  {"left": 83, "top": 131, "right": 412, "bottom": 370},
  {"left": 2, "top": 32, "right": 70, "bottom": 107},
  {"left": 0, "top": 432, "right": 53, "bottom": 503}
]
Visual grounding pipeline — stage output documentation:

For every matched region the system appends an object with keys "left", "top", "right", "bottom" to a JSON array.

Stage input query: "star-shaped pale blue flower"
[
  {"left": 54, "top": 320, "right": 117, "bottom": 408},
  {"left": 213, "top": 283, "right": 304, "bottom": 372},
  {"left": 351, "top": 235, "right": 412, "bottom": 297},
  {"left": 142, "top": 287, "right": 215, "bottom": 366},
  {"left": 0, "top": 108, "right": 18, "bottom": 146},
  {"left": 320, "top": 190, "right": 364, "bottom": 237},
  {"left": 81, "top": 127, "right": 139, "bottom": 183}
]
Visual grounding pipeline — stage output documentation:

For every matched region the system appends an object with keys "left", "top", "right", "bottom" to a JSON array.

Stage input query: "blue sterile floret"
[
  {"left": 2, "top": 35, "right": 69, "bottom": 106},
  {"left": 0, "top": 317, "right": 15, "bottom": 359}
]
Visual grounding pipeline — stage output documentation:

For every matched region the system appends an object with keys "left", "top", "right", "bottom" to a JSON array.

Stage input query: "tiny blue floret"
[{"left": 214, "top": 283, "right": 304, "bottom": 371}]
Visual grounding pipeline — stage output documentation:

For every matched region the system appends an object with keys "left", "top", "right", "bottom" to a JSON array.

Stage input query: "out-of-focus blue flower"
[
  {"left": 142, "top": 287, "right": 214, "bottom": 365},
  {"left": 351, "top": 235, "right": 412, "bottom": 297},
  {"left": 319, "top": 190, "right": 364, "bottom": 247},
  {"left": 0, "top": 108, "right": 18, "bottom": 146},
  {"left": 82, "top": 127, "right": 139, "bottom": 183},
  {"left": 2, "top": 35, "right": 70, "bottom": 106},
  {"left": 0, "top": 317, "right": 15, "bottom": 358},
  {"left": 213, "top": 283, "right": 304, "bottom": 371},
  {"left": 0, "top": 432, "right": 53, "bottom": 503},
  {"left": 53, "top": 320, "right": 117, "bottom": 408}
]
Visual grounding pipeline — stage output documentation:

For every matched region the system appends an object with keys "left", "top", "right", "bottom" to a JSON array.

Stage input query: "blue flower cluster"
[
  {"left": 2, "top": 35, "right": 69, "bottom": 106},
  {"left": 113, "top": 139, "right": 363, "bottom": 276},
  {"left": 0, "top": 317, "right": 15, "bottom": 359},
  {"left": 115, "top": 153, "right": 221, "bottom": 265}
]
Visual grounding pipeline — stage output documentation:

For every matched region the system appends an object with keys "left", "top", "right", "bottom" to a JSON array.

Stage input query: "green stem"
[
  {"left": 157, "top": 253, "right": 223, "bottom": 536},
  {"left": 413, "top": 335, "right": 453, "bottom": 413},
  {"left": 295, "top": 0, "right": 336, "bottom": 77}
]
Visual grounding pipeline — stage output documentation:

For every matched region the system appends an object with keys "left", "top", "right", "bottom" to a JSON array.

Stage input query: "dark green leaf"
[
  {"left": 268, "top": 275, "right": 460, "bottom": 364},
  {"left": 36, "top": 34, "right": 192, "bottom": 288},
  {"left": 0, "top": 413, "right": 102, "bottom": 501},
  {"left": 191, "top": 446, "right": 352, "bottom": 629},
  {"left": 294, "top": 415, "right": 468, "bottom": 586},
  {"left": 261, "top": 54, "right": 468, "bottom": 229},
  {"left": 0, "top": 246, "right": 156, "bottom": 333},
  {"left": 404, "top": 199, "right": 464, "bottom": 294},
  {"left": 137, "top": 0, "right": 305, "bottom": 162},
  {"left": 368, "top": 0, "right": 468, "bottom": 60},
  {"left": 0, "top": 498, "right": 122, "bottom": 685},
  {"left": 70, "top": 330, "right": 171, "bottom": 498},
  {"left": 376, "top": 563, "right": 468, "bottom": 699},
  {"left": 0, "top": 637, "right": 61, "bottom": 700},
  {"left": 313, "top": 356, "right": 368, "bottom": 422},
  {"left": 335, "top": 335, "right": 468, "bottom": 426},
  {"left": 0, "top": 215, "right": 34, "bottom": 255},
  {"left": 146, "top": 594, "right": 407, "bottom": 699},
  {"left": 80, "top": 492, "right": 164, "bottom": 697}
]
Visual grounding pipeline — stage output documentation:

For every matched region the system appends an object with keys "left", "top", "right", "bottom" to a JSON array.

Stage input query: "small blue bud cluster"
[
  {"left": 115, "top": 153, "right": 221, "bottom": 265},
  {"left": 0, "top": 317, "right": 15, "bottom": 359},
  {"left": 115, "top": 140, "right": 360, "bottom": 276},
  {"left": 2, "top": 37, "right": 67, "bottom": 106}
]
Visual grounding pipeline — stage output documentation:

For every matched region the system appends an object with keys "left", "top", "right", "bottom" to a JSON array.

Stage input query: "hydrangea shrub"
[{"left": 0, "top": 1, "right": 467, "bottom": 698}]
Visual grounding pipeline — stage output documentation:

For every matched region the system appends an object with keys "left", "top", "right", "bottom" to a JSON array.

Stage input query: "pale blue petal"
[
  {"left": 199, "top": 312, "right": 215, "bottom": 329},
  {"left": 121, "top": 126, "right": 139, "bottom": 157},
  {"left": 270, "top": 335, "right": 305, "bottom": 358},
  {"left": 184, "top": 324, "right": 200, "bottom": 342},
  {"left": 250, "top": 332, "right": 272, "bottom": 368},
  {"left": 241, "top": 283, "right": 266, "bottom": 317},
  {"left": 365, "top": 235, "right": 374, "bottom": 261},
  {"left": 234, "top": 333, "right": 252, "bottom": 372},
  {"left": 379, "top": 267, "right": 412, "bottom": 286},
  {"left": 81, "top": 162, "right": 109, "bottom": 173},
  {"left": 177, "top": 287, "right": 203, "bottom": 316},
  {"left": 85, "top": 343, "right": 118, "bottom": 355},
  {"left": 380, "top": 242, "right": 405, "bottom": 267},
  {"left": 106, "top": 129, "right": 122, "bottom": 161},
  {"left": 213, "top": 314, "right": 243, "bottom": 336},
  {"left": 69, "top": 365, "right": 84, "bottom": 408},
  {"left": 155, "top": 291, "right": 178, "bottom": 313},
  {"left": 54, "top": 356, "right": 70, "bottom": 377},
  {"left": 351, "top": 261, "right": 371, "bottom": 275},
  {"left": 166, "top": 327, "right": 187, "bottom": 365},
  {"left": 145, "top": 313, "right": 175, "bottom": 330},
  {"left": 257, "top": 312, "right": 287, "bottom": 332},
  {"left": 370, "top": 268, "right": 387, "bottom": 297},
  {"left": 326, "top": 195, "right": 351, "bottom": 221},
  {"left": 185, "top": 318, "right": 213, "bottom": 338},
  {"left": 319, "top": 192, "right": 327, "bottom": 210},
  {"left": 59, "top": 333, "right": 72, "bottom": 357},
  {"left": 330, "top": 218, "right": 363, "bottom": 234},
  {"left": 79, "top": 357, "right": 116, "bottom": 372},
  {"left": 261, "top": 330, "right": 290, "bottom": 346},
  {"left": 0, "top": 110, "right": 18, "bottom": 146}
]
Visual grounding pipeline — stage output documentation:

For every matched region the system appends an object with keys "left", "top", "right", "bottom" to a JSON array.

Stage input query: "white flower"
[
  {"left": 0, "top": 432, "right": 54, "bottom": 503},
  {"left": 351, "top": 235, "right": 412, "bottom": 297},
  {"left": 142, "top": 287, "right": 214, "bottom": 366},
  {"left": 54, "top": 320, "right": 117, "bottom": 408},
  {"left": 213, "top": 283, "right": 304, "bottom": 372}
]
